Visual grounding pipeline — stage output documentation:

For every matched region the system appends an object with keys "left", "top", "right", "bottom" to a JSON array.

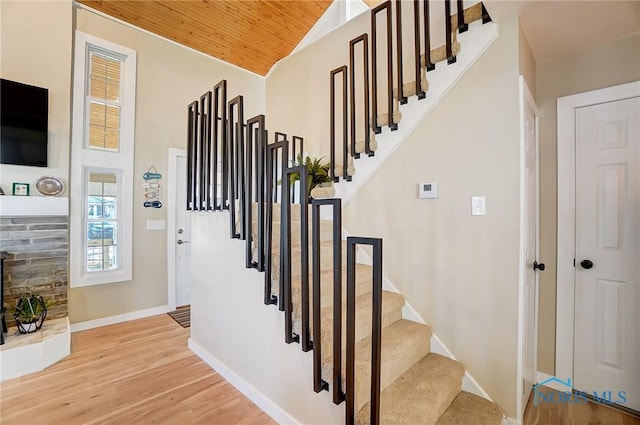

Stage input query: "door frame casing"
[
  {"left": 556, "top": 81, "right": 640, "bottom": 381},
  {"left": 167, "top": 148, "right": 187, "bottom": 311},
  {"left": 517, "top": 75, "right": 540, "bottom": 424}
]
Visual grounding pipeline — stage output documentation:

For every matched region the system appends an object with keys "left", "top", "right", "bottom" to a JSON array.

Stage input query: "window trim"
[{"left": 70, "top": 31, "right": 136, "bottom": 287}]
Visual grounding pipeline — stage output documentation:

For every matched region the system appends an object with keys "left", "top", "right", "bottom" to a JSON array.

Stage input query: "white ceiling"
[{"left": 484, "top": 0, "right": 640, "bottom": 63}]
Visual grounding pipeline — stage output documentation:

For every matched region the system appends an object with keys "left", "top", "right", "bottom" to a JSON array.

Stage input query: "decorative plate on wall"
[{"left": 34, "top": 176, "right": 65, "bottom": 196}]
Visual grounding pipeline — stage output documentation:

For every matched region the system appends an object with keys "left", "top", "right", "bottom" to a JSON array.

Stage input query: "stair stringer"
[
  {"left": 334, "top": 21, "right": 499, "bottom": 205},
  {"left": 345, "top": 227, "right": 503, "bottom": 414}
]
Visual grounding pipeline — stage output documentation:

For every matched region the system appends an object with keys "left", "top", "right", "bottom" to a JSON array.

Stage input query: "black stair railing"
[
  {"left": 394, "top": 0, "right": 407, "bottom": 105},
  {"left": 372, "top": 1, "right": 397, "bottom": 132},
  {"left": 457, "top": 0, "right": 468, "bottom": 32},
  {"left": 264, "top": 138, "right": 289, "bottom": 306},
  {"left": 199, "top": 91, "right": 212, "bottom": 211},
  {"left": 349, "top": 34, "right": 373, "bottom": 159},
  {"left": 445, "top": 0, "right": 457, "bottom": 64},
  {"left": 311, "top": 198, "right": 344, "bottom": 404},
  {"left": 186, "top": 100, "right": 198, "bottom": 210},
  {"left": 280, "top": 165, "right": 309, "bottom": 346},
  {"left": 330, "top": 66, "right": 350, "bottom": 182},
  {"left": 345, "top": 237, "right": 383, "bottom": 425},
  {"left": 228, "top": 95, "right": 245, "bottom": 239},
  {"left": 213, "top": 80, "right": 227, "bottom": 211},
  {"left": 422, "top": 0, "right": 436, "bottom": 73},
  {"left": 245, "top": 114, "right": 267, "bottom": 270}
]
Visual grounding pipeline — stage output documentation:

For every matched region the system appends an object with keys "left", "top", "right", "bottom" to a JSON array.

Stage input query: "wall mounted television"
[{"left": 0, "top": 78, "right": 49, "bottom": 167}]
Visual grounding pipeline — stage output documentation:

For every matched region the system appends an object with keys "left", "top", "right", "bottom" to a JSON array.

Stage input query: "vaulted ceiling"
[
  {"left": 78, "top": 1, "right": 640, "bottom": 77},
  {"left": 78, "top": 0, "right": 333, "bottom": 76}
]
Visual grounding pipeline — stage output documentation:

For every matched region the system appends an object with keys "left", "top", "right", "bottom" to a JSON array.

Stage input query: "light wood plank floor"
[
  {"left": 0, "top": 314, "right": 276, "bottom": 425},
  {"left": 524, "top": 386, "right": 640, "bottom": 425}
]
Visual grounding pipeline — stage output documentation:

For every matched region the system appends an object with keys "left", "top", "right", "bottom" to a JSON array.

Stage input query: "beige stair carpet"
[{"left": 356, "top": 353, "right": 464, "bottom": 425}]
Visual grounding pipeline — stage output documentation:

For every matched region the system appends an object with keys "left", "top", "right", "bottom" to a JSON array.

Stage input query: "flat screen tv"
[{"left": 0, "top": 78, "right": 49, "bottom": 167}]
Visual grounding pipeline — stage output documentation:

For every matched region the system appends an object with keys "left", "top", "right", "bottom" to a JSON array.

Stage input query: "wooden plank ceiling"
[{"left": 78, "top": 0, "right": 333, "bottom": 76}]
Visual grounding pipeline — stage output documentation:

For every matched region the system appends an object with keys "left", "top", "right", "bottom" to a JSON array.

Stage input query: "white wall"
[
  {"left": 0, "top": 0, "right": 73, "bottom": 195},
  {"left": 190, "top": 213, "right": 344, "bottom": 425}
]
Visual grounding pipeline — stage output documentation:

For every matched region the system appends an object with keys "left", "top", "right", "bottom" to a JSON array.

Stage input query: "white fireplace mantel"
[{"left": 0, "top": 196, "right": 69, "bottom": 217}]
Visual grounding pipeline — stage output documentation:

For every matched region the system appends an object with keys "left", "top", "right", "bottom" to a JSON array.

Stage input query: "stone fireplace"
[
  {"left": 0, "top": 196, "right": 70, "bottom": 380},
  {"left": 0, "top": 216, "right": 69, "bottom": 328}
]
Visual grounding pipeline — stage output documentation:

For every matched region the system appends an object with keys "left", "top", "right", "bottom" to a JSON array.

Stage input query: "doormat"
[{"left": 167, "top": 305, "right": 190, "bottom": 328}]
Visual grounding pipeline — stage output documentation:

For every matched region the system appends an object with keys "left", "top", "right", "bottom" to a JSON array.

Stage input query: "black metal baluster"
[
  {"left": 212, "top": 80, "right": 227, "bottom": 210},
  {"left": 228, "top": 95, "right": 244, "bottom": 239},
  {"left": 345, "top": 237, "right": 383, "bottom": 425},
  {"left": 245, "top": 115, "right": 266, "bottom": 270},
  {"left": 445, "top": 0, "right": 456, "bottom": 64},
  {"left": 310, "top": 199, "right": 342, "bottom": 395},
  {"left": 457, "top": 0, "right": 468, "bottom": 32},
  {"left": 413, "top": 1, "right": 426, "bottom": 99},
  {"left": 395, "top": 0, "right": 407, "bottom": 105},
  {"left": 481, "top": 2, "right": 492, "bottom": 24},
  {"left": 330, "top": 66, "right": 349, "bottom": 182},
  {"left": 265, "top": 141, "right": 288, "bottom": 306},
  {"left": 350, "top": 34, "right": 372, "bottom": 159},
  {"left": 372, "top": 1, "right": 397, "bottom": 132},
  {"left": 424, "top": 0, "right": 436, "bottom": 72},
  {"left": 186, "top": 102, "right": 197, "bottom": 210},
  {"left": 200, "top": 92, "right": 212, "bottom": 210}
]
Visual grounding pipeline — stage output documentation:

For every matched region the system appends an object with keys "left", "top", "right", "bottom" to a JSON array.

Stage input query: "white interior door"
[
  {"left": 574, "top": 96, "right": 639, "bottom": 411},
  {"left": 521, "top": 79, "right": 540, "bottom": 413},
  {"left": 175, "top": 153, "right": 192, "bottom": 307}
]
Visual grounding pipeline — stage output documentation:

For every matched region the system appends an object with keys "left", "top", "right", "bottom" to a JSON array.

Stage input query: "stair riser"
[
  {"left": 269, "top": 241, "right": 348, "bottom": 278},
  {"left": 270, "top": 264, "right": 375, "bottom": 304},
  {"left": 292, "top": 291, "right": 404, "bottom": 348}
]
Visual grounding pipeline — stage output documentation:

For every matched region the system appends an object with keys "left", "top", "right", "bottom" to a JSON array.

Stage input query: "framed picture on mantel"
[{"left": 12, "top": 182, "right": 29, "bottom": 196}]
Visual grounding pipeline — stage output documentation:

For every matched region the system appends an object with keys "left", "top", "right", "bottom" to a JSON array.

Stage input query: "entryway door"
[
  {"left": 573, "top": 93, "right": 639, "bottom": 411},
  {"left": 168, "top": 148, "right": 191, "bottom": 309},
  {"left": 520, "top": 76, "right": 541, "bottom": 419}
]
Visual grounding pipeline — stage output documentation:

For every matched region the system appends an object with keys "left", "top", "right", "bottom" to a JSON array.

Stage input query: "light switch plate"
[
  {"left": 471, "top": 196, "right": 486, "bottom": 216},
  {"left": 418, "top": 182, "right": 438, "bottom": 199},
  {"left": 146, "top": 220, "right": 166, "bottom": 230}
]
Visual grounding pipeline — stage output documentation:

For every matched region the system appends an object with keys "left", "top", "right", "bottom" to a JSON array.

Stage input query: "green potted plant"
[
  {"left": 288, "top": 154, "right": 333, "bottom": 200},
  {"left": 12, "top": 293, "right": 55, "bottom": 334}
]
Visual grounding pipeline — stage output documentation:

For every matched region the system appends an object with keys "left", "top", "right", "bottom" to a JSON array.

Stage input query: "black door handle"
[
  {"left": 534, "top": 261, "right": 545, "bottom": 271},
  {"left": 580, "top": 259, "right": 594, "bottom": 269}
]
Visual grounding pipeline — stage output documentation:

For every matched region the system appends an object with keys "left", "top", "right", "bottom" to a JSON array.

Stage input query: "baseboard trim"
[
  {"left": 188, "top": 338, "right": 300, "bottom": 425},
  {"left": 70, "top": 305, "right": 172, "bottom": 332},
  {"left": 503, "top": 416, "right": 519, "bottom": 425}
]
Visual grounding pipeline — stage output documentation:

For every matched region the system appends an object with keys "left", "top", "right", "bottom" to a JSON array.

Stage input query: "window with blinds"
[
  {"left": 87, "top": 51, "right": 122, "bottom": 151},
  {"left": 71, "top": 31, "right": 136, "bottom": 287}
]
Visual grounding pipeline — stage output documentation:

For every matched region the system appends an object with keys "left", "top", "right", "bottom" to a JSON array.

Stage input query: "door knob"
[
  {"left": 177, "top": 239, "right": 189, "bottom": 245},
  {"left": 580, "top": 259, "right": 593, "bottom": 269},
  {"left": 534, "top": 261, "right": 545, "bottom": 271}
]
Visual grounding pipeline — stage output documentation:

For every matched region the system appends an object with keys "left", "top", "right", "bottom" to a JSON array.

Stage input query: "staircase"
[{"left": 186, "top": 1, "right": 505, "bottom": 424}]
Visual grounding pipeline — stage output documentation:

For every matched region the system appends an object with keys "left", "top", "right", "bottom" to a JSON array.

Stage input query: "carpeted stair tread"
[
  {"left": 356, "top": 353, "right": 464, "bottom": 425},
  {"left": 354, "top": 138, "right": 378, "bottom": 154},
  {"left": 435, "top": 391, "right": 503, "bottom": 425},
  {"left": 393, "top": 79, "right": 429, "bottom": 100},
  {"left": 270, "top": 263, "right": 375, "bottom": 303},
  {"left": 375, "top": 110, "right": 403, "bottom": 128},
  {"left": 321, "top": 319, "right": 432, "bottom": 413},
  {"left": 292, "top": 290, "right": 404, "bottom": 346}
]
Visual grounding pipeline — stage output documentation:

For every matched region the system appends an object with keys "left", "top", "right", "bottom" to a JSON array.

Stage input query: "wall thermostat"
[{"left": 418, "top": 182, "right": 438, "bottom": 199}]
